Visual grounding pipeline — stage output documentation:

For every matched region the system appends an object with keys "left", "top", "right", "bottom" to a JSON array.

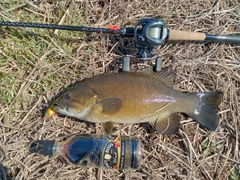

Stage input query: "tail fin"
[{"left": 188, "top": 92, "right": 223, "bottom": 131}]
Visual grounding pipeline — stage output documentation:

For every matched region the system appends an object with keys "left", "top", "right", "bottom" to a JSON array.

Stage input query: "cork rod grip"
[{"left": 168, "top": 29, "right": 206, "bottom": 41}]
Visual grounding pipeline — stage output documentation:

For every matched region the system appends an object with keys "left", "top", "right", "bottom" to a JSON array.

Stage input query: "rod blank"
[{"left": 205, "top": 34, "right": 240, "bottom": 44}]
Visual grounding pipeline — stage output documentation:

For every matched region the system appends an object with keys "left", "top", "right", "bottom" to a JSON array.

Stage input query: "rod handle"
[{"left": 168, "top": 29, "right": 206, "bottom": 41}]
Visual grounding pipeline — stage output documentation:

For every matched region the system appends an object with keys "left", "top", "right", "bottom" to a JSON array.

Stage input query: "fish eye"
[{"left": 64, "top": 94, "right": 70, "bottom": 100}]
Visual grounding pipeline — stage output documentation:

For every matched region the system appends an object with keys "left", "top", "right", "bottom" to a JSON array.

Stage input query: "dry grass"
[{"left": 0, "top": 0, "right": 239, "bottom": 179}]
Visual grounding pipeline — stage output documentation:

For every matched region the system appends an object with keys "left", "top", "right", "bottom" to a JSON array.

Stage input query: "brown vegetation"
[{"left": 0, "top": 0, "right": 239, "bottom": 179}]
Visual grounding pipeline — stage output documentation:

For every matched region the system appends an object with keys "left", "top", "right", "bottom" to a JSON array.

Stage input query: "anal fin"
[{"left": 149, "top": 113, "right": 180, "bottom": 135}]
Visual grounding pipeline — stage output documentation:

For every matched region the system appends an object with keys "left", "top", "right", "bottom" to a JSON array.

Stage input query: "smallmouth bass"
[{"left": 46, "top": 67, "right": 222, "bottom": 135}]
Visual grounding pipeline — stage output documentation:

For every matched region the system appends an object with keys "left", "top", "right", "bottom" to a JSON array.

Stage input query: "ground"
[{"left": 0, "top": 0, "right": 239, "bottom": 180}]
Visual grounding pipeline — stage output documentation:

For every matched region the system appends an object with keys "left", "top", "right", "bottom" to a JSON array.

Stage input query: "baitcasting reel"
[
  {"left": 124, "top": 18, "right": 168, "bottom": 72},
  {"left": 1, "top": 18, "right": 240, "bottom": 72},
  {"left": 134, "top": 18, "right": 168, "bottom": 59}
]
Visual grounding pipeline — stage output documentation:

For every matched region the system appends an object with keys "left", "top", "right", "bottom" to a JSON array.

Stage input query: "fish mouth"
[
  {"left": 51, "top": 102, "right": 70, "bottom": 113},
  {"left": 45, "top": 102, "right": 60, "bottom": 118},
  {"left": 51, "top": 102, "right": 62, "bottom": 112}
]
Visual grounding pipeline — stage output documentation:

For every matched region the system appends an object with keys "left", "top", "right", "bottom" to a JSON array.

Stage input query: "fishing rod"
[{"left": 1, "top": 18, "right": 240, "bottom": 71}]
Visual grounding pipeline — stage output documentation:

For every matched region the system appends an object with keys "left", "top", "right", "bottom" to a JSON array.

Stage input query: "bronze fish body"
[{"left": 49, "top": 67, "right": 222, "bottom": 135}]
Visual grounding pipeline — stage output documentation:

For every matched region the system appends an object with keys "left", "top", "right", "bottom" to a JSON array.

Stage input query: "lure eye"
[{"left": 64, "top": 94, "right": 70, "bottom": 100}]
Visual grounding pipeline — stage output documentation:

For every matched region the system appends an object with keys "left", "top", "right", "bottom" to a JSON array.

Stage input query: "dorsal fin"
[{"left": 140, "top": 66, "right": 175, "bottom": 88}]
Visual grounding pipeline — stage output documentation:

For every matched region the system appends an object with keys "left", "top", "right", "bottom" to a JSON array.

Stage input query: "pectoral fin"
[
  {"left": 95, "top": 98, "right": 123, "bottom": 115},
  {"left": 149, "top": 113, "right": 180, "bottom": 135},
  {"left": 101, "top": 122, "right": 114, "bottom": 135}
]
